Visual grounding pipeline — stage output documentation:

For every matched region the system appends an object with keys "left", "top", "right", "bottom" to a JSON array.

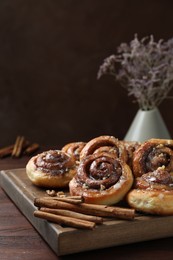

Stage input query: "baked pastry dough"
[
  {"left": 26, "top": 150, "right": 76, "bottom": 188},
  {"left": 69, "top": 152, "right": 133, "bottom": 205},
  {"left": 80, "top": 135, "right": 128, "bottom": 162},
  {"left": 61, "top": 141, "right": 86, "bottom": 162},
  {"left": 128, "top": 138, "right": 173, "bottom": 215},
  {"left": 127, "top": 167, "right": 173, "bottom": 215},
  {"left": 133, "top": 138, "right": 173, "bottom": 177},
  {"left": 120, "top": 140, "right": 140, "bottom": 167}
]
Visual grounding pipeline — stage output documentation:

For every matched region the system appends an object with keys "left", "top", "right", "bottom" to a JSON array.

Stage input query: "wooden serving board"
[{"left": 1, "top": 168, "right": 173, "bottom": 256}]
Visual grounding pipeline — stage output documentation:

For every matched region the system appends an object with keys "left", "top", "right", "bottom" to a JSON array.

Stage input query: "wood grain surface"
[
  {"left": 1, "top": 168, "right": 173, "bottom": 256},
  {"left": 1, "top": 157, "right": 173, "bottom": 259},
  {"left": 0, "top": 186, "right": 57, "bottom": 260}
]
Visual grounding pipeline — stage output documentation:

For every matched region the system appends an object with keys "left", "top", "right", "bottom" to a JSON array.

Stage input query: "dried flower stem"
[{"left": 98, "top": 34, "right": 173, "bottom": 110}]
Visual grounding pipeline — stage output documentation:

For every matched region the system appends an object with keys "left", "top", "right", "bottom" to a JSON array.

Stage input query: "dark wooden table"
[{"left": 1, "top": 156, "right": 173, "bottom": 260}]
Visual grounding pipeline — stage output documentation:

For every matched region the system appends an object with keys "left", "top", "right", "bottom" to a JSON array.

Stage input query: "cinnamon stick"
[
  {"left": 0, "top": 136, "right": 38, "bottom": 158},
  {"left": 34, "top": 198, "right": 135, "bottom": 220},
  {"left": 42, "top": 196, "right": 84, "bottom": 204},
  {"left": 34, "top": 210, "right": 96, "bottom": 230},
  {"left": 12, "top": 136, "right": 25, "bottom": 157},
  {"left": 0, "top": 145, "right": 14, "bottom": 158},
  {"left": 39, "top": 207, "right": 103, "bottom": 224},
  {"left": 24, "top": 143, "right": 39, "bottom": 155},
  {"left": 79, "top": 203, "right": 135, "bottom": 220}
]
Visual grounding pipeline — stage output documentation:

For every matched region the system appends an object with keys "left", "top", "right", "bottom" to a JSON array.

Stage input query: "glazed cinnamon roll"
[
  {"left": 26, "top": 150, "right": 76, "bottom": 188},
  {"left": 132, "top": 138, "right": 173, "bottom": 177},
  {"left": 120, "top": 140, "right": 140, "bottom": 167},
  {"left": 69, "top": 152, "right": 133, "bottom": 205},
  {"left": 61, "top": 141, "right": 86, "bottom": 162},
  {"left": 127, "top": 166, "right": 173, "bottom": 215},
  {"left": 80, "top": 135, "right": 128, "bottom": 162}
]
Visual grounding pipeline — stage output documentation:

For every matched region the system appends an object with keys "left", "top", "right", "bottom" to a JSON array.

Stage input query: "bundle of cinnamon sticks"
[
  {"left": 34, "top": 196, "right": 136, "bottom": 230},
  {"left": 0, "top": 135, "right": 39, "bottom": 158}
]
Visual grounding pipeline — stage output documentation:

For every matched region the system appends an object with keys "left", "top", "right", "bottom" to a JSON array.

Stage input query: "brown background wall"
[{"left": 0, "top": 0, "right": 173, "bottom": 147}]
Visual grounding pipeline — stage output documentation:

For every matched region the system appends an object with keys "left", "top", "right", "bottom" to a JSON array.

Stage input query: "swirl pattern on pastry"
[
  {"left": 135, "top": 166, "right": 173, "bottom": 191},
  {"left": 127, "top": 166, "right": 173, "bottom": 215},
  {"left": 80, "top": 135, "right": 128, "bottom": 162},
  {"left": 128, "top": 139, "right": 173, "bottom": 215},
  {"left": 69, "top": 152, "right": 133, "bottom": 205},
  {"left": 26, "top": 150, "right": 76, "bottom": 188},
  {"left": 61, "top": 141, "right": 86, "bottom": 162},
  {"left": 132, "top": 138, "right": 173, "bottom": 177}
]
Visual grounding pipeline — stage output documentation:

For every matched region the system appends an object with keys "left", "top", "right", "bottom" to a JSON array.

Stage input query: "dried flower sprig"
[{"left": 97, "top": 34, "right": 173, "bottom": 110}]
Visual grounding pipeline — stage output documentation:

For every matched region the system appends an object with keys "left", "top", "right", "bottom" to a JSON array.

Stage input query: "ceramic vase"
[{"left": 124, "top": 107, "right": 171, "bottom": 142}]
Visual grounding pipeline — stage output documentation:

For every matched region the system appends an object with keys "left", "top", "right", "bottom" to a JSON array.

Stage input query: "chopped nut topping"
[
  {"left": 56, "top": 191, "right": 66, "bottom": 197},
  {"left": 100, "top": 184, "right": 106, "bottom": 191},
  {"left": 46, "top": 190, "right": 57, "bottom": 196},
  {"left": 82, "top": 183, "right": 89, "bottom": 189}
]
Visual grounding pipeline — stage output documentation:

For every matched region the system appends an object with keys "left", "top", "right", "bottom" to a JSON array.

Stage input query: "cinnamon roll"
[
  {"left": 132, "top": 138, "right": 173, "bottom": 177},
  {"left": 80, "top": 135, "right": 128, "bottom": 162},
  {"left": 61, "top": 141, "right": 86, "bottom": 162},
  {"left": 120, "top": 140, "right": 140, "bottom": 167},
  {"left": 69, "top": 152, "right": 133, "bottom": 205},
  {"left": 127, "top": 166, "right": 173, "bottom": 215},
  {"left": 26, "top": 150, "right": 76, "bottom": 188}
]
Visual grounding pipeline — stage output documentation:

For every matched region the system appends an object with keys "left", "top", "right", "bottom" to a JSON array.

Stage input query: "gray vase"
[{"left": 124, "top": 108, "right": 171, "bottom": 142}]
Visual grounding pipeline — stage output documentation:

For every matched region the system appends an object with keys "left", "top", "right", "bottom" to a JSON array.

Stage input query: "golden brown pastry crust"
[
  {"left": 80, "top": 135, "right": 128, "bottom": 162},
  {"left": 26, "top": 150, "right": 76, "bottom": 188},
  {"left": 127, "top": 189, "right": 173, "bottom": 215},
  {"left": 128, "top": 139, "right": 173, "bottom": 215},
  {"left": 69, "top": 152, "right": 133, "bottom": 205},
  {"left": 127, "top": 165, "right": 173, "bottom": 215},
  {"left": 120, "top": 140, "right": 140, "bottom": 167},
  {"left": 132, "top": 138, "right": 173, "bottom": 177},
  {"left": 61, "top": 141, "right": 86, "bottom": 162}
]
